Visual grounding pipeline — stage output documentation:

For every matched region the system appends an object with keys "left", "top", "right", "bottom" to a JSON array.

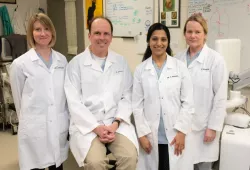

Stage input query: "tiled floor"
[{"left": 0, "top": 129, "right": 82, "bottom": 170}]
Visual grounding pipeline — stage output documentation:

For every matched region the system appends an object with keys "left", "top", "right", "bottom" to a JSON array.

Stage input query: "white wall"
[{"left": 83, "top": 0, "right": 189, "bottom": 72}]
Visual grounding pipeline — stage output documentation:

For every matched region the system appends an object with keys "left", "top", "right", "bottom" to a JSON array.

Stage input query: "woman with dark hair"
[
  {"left": 133, "top": 23, "right": 194, "bottom": 170},
  {"left": 142, "top": 23, "right": 172, "bottom": 61}
]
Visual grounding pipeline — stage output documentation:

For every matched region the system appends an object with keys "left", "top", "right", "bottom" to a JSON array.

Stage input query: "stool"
[{"left": 106, "top": 149, "right": 116, "bottom": 170}]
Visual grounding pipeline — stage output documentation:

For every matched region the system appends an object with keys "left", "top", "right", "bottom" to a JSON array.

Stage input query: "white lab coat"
[
  {"left": 64, "top": 47, "right": 139, "bottom": 167},
  {"left": 175, "top": 44, "right": 228, "bottom": 163},
  {"left": 133, "top": 55, "right": 195, "bottom": 170},
  {"left": 9, "top": 48, "right": 69, "bottom": 170}
]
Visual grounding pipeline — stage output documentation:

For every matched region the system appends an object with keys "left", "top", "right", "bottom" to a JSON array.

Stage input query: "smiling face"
[
  {"left": 184, "top": 20, "right": 207, "bottom": 52},
  {"left": 32, "top": 21, "right": 52, "bottom": 48},
  {"left": 88, "top": 18, "right": 112, "bottom": 56},
  {"left": 149, "top": 29, "right": 169, "bottom": 58}
]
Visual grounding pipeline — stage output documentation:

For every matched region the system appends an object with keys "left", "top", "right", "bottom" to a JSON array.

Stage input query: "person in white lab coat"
[
  {"left": 175, "top": 13, "right": 228, "bottom": 170},
  {"left": 64, "top": 17, "right": 138, "bottom": 170},
  {"left": 9, "top": 13, "right": 69, "bottom": 170},
  {"left": 133, "top": 23, "right": 195, "bottom": 170}
]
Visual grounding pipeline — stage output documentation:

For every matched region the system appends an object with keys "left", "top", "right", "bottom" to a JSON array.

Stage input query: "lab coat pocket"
[
  {"left": 81, "top": 80, "right": 100, "bottom": 97},
  {"left": 165, "top": 76, "right": 181, "bottom": 97},
  {"left": 171, "top": 114, "right": 177, "bottom": 127},
  {"left": 19, "top": 116, "right": 46, "bottom": 139},
  {"left": 59, "top": 112, "right": 69, "bottom": 148},
  {"left": 192, "top": 114, "right": 208, "bottom": 131},
  {"left": 59, "top": 111, "right": 69, "bottom": 133},
  {"left": 60, "top": 131, "right": 68, "bottom": 148},
  {"left": 54, "top": 66, "right": 65, "bottom": 88},
  {"left": 195, "top": 71, "right": 210, "bottom": 89},
  {"left": 194, "top": 71, "right": 210, "bottom": 109},
  {"left": 22, "top": 76, "right": 34, "bottom": 96},
  {"left": 112, "top": 70, "right": 124, "bottom": 92}
]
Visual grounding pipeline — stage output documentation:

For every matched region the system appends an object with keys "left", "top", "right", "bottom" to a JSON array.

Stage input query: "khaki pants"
[
  {"left": 194, "top": 162, "right": 212, "bottom": 170},
  {"left": 84, "top": 133, "right": 137, "bottom": 170}
]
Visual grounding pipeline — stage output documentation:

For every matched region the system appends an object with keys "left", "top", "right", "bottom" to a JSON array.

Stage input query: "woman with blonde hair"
[
  {"left": 10, "top": 13, "right": 69, "bottom": 170},
  {"left": 175, "top": 13, "right": 228, "bottom": 170}
]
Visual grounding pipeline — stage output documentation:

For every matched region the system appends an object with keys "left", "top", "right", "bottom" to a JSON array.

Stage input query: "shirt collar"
[{"left": 84, "top": 46, "right": 117, "bottom": 65}]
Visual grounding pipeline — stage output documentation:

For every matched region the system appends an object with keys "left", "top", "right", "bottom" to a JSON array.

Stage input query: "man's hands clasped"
[{"left": 93, "top": 123, "right": 119, "bottom": 143}]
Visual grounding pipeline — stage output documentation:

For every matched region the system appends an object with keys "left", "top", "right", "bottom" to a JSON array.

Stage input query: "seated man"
[{"left": 64, "top": 17, "right": 138, "bottom": 170}]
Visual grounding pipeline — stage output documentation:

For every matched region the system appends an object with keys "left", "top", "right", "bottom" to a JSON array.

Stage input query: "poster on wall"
[
  {"left": 85, "top": 0, "right": 103, "bottom": 29},
  {"left": 0, "top": 0, "right": 16, "bottom": 4},
  {"left": 160, "top": 0, "right": 180, "bottom": 28}
]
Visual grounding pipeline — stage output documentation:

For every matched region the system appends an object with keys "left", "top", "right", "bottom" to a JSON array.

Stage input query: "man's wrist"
[
  {"left": 92, "top": 124, "right": 102, "bottom": 135},
  {"left": 177, "top": 131, "right": 186, "bottom": 136},
  {"left": 112, "top": 119, "right": 121, "bottom": 127},
  {"left": 207, "top": 127, "right": 216, "bottom": 131}
]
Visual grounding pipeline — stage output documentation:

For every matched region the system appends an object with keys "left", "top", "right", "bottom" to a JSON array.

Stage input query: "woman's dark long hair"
[{"left": 142, "top": 23, "right": 172, "bottom": 61}]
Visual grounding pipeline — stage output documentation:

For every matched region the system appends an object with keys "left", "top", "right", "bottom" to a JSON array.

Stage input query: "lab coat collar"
[
  {"left": 145, "top": 57, "right": 154, "bottom": 70},
  {"left": 195, "top": 44, "right": 208, "bottom": 64},
  {"left": 144, "top": 57, "right": 155, "bottom": 76},
  {"left": 30, "top": 48, "right": 61, "bottom": 62},
  {"left": 30, "top": 48, "right": 62, "bottom": 72},
  {"left": 105, "top": 50, "right": 117, "bottom": 71},
  {"left": 184, "top": 44, "right": 208, "bottom": 68},
  {"left": 82, "top": 47, "right": 97, "bottom": 66},
  {"left": 144, "top": 54, "right": 174, "bottom": 76},
  {"left": 30, "top": 48, "right": 41, "bottom": 61},
  {"left": 106, "top": 49, "right": 118, "bottom": 63},
  {"left": 51, "top": 49, "right": 62, "bottom": 61},
  {"left": 83, "top": 46, "right": 117, "bottom": 72},
  {"left": 145, "top": 53, "right": 174, "bottom": 70},
  {"left": 165, "top": 55, "right": 175, "bottom": 69}
]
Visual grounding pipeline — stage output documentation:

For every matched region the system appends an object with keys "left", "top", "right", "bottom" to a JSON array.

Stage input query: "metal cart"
[{"left": 0, "top": 62, "right": 18, "bottom": 134}]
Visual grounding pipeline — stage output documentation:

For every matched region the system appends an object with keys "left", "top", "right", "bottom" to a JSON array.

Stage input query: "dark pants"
[
  {"left": 31, "top": 164, "right": 63, "bottom": 170},
  {"left": 158, "top": 144, "right": 170, "bottom": 170}
]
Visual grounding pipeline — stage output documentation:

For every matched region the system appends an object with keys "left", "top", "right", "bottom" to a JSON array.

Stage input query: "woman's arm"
[
  {"left": 9, "top": 60, "right": 26, "bottom": 119},
  {"left": 171, "top": 61, "right": 195, "bottom": 155},
  {"left": 132, "top": 67, "right": 151, "bottom": 138},
  {"left": 174, "top": 62, "right": 195, "bottom": 134},
  {"left": 208, "top": 57, "right": 228, "bottom": 132}
]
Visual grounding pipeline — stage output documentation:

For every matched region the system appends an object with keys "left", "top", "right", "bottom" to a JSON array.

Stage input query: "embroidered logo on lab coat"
[
  {"left": 116, "top": 70, "right": 123, "bottom": 73},
  {"left": 167, "top": 75, "right": 179, "bottom": 79},
  {"left": 55, "top": 66, "right": 65, "bottom": 69},
  {"left": 201, "top": 68, "right": 210, "bottom": 71}
]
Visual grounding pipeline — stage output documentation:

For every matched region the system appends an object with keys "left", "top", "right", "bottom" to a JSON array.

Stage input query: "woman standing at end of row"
[
  {"left": 175, "top": 13, "right": 228, "bottom": 170},
  {"left": 10, "top": 13, "right": 69, "bottom": 170}
]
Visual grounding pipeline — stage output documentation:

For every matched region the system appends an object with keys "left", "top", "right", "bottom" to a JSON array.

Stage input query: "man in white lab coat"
[{"left": 64, "top": 17, "right": 138, "bottom": 170}]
